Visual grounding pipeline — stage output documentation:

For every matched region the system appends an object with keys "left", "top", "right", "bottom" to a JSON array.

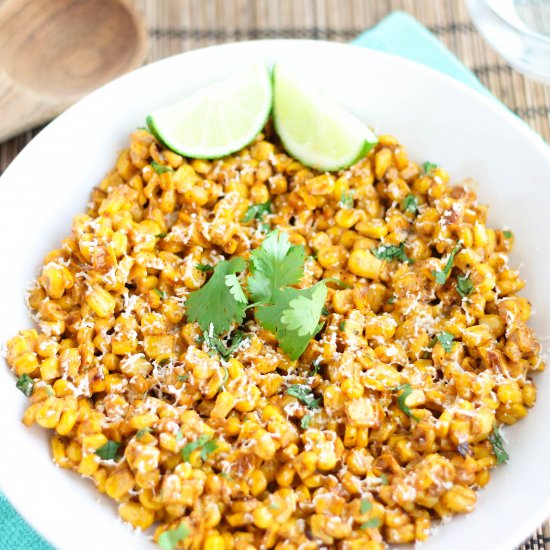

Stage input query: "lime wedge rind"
[
  {"left": 272, "top": 63, "right": 378, "bottom": 172},
  {"left": 147, "top": 63, "right": 272, "bottom": 159}
]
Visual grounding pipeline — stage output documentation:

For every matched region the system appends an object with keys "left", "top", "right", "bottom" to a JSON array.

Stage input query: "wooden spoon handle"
[{"left": 0, "top": 71, "right": 68, "bottom": 142}]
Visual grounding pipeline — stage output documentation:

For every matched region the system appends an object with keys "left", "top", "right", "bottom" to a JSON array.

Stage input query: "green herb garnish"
[
  {"left": 339, "top": 189, "right": 355, "bottom": 209},
  {"left": 178, "top": 374, "right": 189, "bottom": 382},
  {"left": 181, "top": 434, "right": 219, "bottom": 462},
  {"left": 154, "top": 288, "right": 167, "bottom": 299},
  {"left": 402, "top": 193, "right": 418, "bottom": 216},
  {"left": 503, "top": 230, "right": 513, "bottom": 238},
  {"left": 436, "top": 331, "right": 455, "bottom": 353},
  {"left": 286, "top": 384, "right": 321, "bottom": 409},
  {"left": 433, "top": 242, "right": 462, "bottom": 284},
  {"left": 203, "top": 329, "right": 248, "bottom": 362},
  {"left": 151, "top": 161, "right": 173, "bottom": 174},
  {"left": 196, "top": 263, "right": 214, "bottom": 272},
  {"left": 186, "top": 257, "right": 247, "bottom": 335},
  {"left": 372, "top": 242, "right": 413, "bottom": 263},
  {"left": 136, "top": 427, "right": 152, "bottom": 439},
  {"left": 488, "top": 423, "right": 509, "bottom": 464},
  {"left": 360, "top": 518, "right": 382, "bottom": 529},
  {"left": 158, "top": 523, "right": 190, "bottom": 550},
  {"left": 456, "top": 274, "right": 474, "bottom": 298},
  {"left": 301, "top": 414, "right": 312, "bottom": 429},
  {"left": 242, "top": 201, "right": 272, "bottom": 223},
  {"left": 156, "top": 232, "right": 167, "bottom": 238},
  {"left": 422, "top": 161, "right": 437, "bottom": 174},
  {"left": 395, "top": 383, "right": 419, "bottom": 421},
  {"left": 95, "top": 440, "right": 120, "bottom": 460},
  {"left": 360, "top": 499, "right": 373, "bottom": 514},
  {"left": 16, "top": 374, "right": 33, "bottom": 397}
]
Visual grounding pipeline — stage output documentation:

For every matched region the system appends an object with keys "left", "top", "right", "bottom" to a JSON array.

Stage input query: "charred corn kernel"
[
  {"left": 375, "top": 148, "right": 392, "bottom": 178},
  {"left": 35, "top": 396, "right": 63, "bottom": 429},
  {"left": 356, "top": 219, "right": 388, "bottom": 239},
  {"left": 118, "top": 501, "right": 155, "bottom": 530},
  {"left": 335, "top": 208, "right": 362, "bottom": 229},
  {"left": 51, "top": 435, "right": 69, "bottom": 468},
  {"left": 56, "top": 409, "right": 78, "bottom": 435},
  {"left": 106, "top": 467, "right": 135, "bottom": 500},
  {"left": 85, "top": 286, "right": 116, "bottom": 318},
  {"left": 441, "top": 485, "right": 476, "bottom": 513},
  {"left": 348, "top": 249, "right": 383, "bottom": 279},
  {"left": 78, "top": 454, "right": 99, "bottom": 476},
  {"left": 211, "top": 392, "right": 234, "bottom": 419},
  {"left": 129, "top": 413, "right": 159, "bottom": 430},
  {"left": 39, "top": 357, "right": 60, "bottom": 381},
  {"left": 497, "top": 382, "right": 522, "bottom": 404},
  {"left": 12, "top": 352, "right": 38, "bottom": 376}
]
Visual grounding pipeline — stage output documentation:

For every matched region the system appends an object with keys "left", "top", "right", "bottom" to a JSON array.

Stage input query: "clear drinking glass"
[{"left": 466, "top": 0, "right": 550, "bottom": 83}]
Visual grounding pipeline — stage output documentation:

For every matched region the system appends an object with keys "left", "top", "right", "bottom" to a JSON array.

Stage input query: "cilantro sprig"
[
  {"left": 423, "top": 161, "right": 437, "bottom": 174},
  {"left": 395, "top": 384, "right": 419, "bottom": 421},
  {"left": 16, "top": 374, "right": 33, "bottom": 397},
  {"left": 203, "top": 329, "right": 248, "bottom": 362},
  {"left": 372, "top": 242, "right": 413, "bottom": 263},
  {"left": 457, "top": 274, "right": 474, "bottom": 298},
  {"left": 186, "top": 257, "right": 247, "bottom": 335},
  {"left": 339, "top": 190, "right": 355, "bottom": 209},
  {"left": 433, "top": 242, "right": 462, "bottom": 284},
  {"left": 402, "top": 194, "right": 418, "bottom": 216},
  {"left": 242, "top": 201, "right": 272, "bottom": 223},
  {"left": 158, "top": 523, "right": 190, "bottom": 550},
  {"left": 488, "top": 423, "right": 509, "bottom": 464},
  {"left": 151, "top": 161, "right": 173, "bottom": 174},
  {"left": 286, "top": 384, "right": 321, "bottom": 409},
  {"left": 429, "top": 331, "right": 455, "bottom": 353},
  {"left": 185, "top": 230, "right": 339, "bottom": 361},
  {"left": 95, "top": 440, "right": 120, "bottom": 460},
  {"left": 182, "top": 434, "right": 219, "bottom": 462}
]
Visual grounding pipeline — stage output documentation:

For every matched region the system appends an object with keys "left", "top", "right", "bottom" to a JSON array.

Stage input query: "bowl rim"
[{"left": 1, "top": 38, "right": 549, "bottom": 550}]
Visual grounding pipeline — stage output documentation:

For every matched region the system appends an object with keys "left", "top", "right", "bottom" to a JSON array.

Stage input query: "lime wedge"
[
  {"left": 147, "top": 63, "right": 272, "bottom": 159},
  {"left": 273, "top": 63, "right": 378, "bottom": 172}
]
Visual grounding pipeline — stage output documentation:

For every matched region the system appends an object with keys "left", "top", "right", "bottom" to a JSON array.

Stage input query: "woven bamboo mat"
[{"left": 1, "top": 1, "right": 549, "bottom": 548}]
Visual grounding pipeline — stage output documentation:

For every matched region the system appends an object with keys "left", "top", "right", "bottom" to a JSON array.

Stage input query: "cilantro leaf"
[
  {"left": 489, "top": 423, "right": 509, "bottom": 464},
  {"left": 422, "top": 161, "right": 437, "bottom": 174},
  {"left": 16, "top": 374, "right": 33, "bottom": 397},
  {"left": 360, "top": 518, "right": 381, "bottom": 529},
  {"left": 154, "top": 288, "right": 166, "bottom": 299},
  {"left": 182, "top": 434, "right": 218, "bottom": 462},
  {"left": 248, "top": 231, "right": 305, "bottom": 304},
  {"left": 301, "top": 414, "right": 312, "bottom": 429},
  {"left": 360, "top": 499, "right": 373, "bottom": 514},
  {"left": 372, "top": 242, "right": 413, "bottom": 263},
  {"left": 286, "top": 384, "right": 321, "bottom": 409},
  {"left": 280, "top": 282, "right": 328, "bottom": 337},
  {"left": 225, "top": 274, "right": 247, "bottom": 304},
  {"left": 339, "top": 189, "right": 355, "bottom": 209},
  {"left": 311, "top": 358, "right": 322, "bottom": 376},
  {"left": 433, "top": 242, "right": 462, "bottom": 284},
  {"left": 256, "top": 285, "right": 325, "bottom": 360},
  {"left": 178, "top": 374, "right": 189, "bottom": 382},
  {"left": 503, "top": 230, "right": 513, "bottom": 238},
  {"left": 196, "top": 263, "right": 214, "bottom": 272},
  {"left": 379, "top": 473, "right": 389, "bottom": 485},
  {"left": 402, "top": 193, "right": 418, "bottom": 216},
  {"left": 200, "top": 438, "right": 219, "bottom": 461},
  {"left": 203, "top": 329, "right": 248, "bottom": 362},
  {"left": 158, "top": 523, "right": 190, "bottom": 550},
  {"left": 186, "top": 257, "right": 247, "bottom": 335},
  {"left": 95, "top": 440, "right": 120, "bottom": 460},
  {"left": 436, "top": 331, "right": 455, "bottom": 352},
  {"left": 151, "top": 161, "right": 173, "bottom": 174},
  {"left": 156, "top": 232, "right": 167, "bottom": 238},
  {"left": 395, "top": 384, "right": 419, "bottom": 421},
  {"left": 136, "top": 427, "right": 152, "bottom": 439},
  {"left": 242, "top": 201, "right": 272, "bottom": 223},
  {"left": 457, "top": 274, "right": 474, "bottom": 298}
]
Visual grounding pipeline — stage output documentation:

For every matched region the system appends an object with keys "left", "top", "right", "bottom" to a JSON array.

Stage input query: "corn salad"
[{"left": 5, "top": 125, "right": 544, "bottom": 549}]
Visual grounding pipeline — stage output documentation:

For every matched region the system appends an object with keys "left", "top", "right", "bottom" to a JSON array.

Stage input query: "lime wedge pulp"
[
  {"left": 147, "top": 63, "right": 272, "bottom": 159},
  {"left": 272, "top": 63, "right": 378, "bottom": 172}
]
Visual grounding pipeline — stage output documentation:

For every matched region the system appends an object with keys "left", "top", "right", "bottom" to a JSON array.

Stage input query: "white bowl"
[{"left": 0, "top": 40, "right": 549, "bottom": 550}]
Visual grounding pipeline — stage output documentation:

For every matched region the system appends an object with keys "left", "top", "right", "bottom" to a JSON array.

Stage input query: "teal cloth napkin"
[{"left": 0, "top": 11, "right": 497, "bottom": 550}]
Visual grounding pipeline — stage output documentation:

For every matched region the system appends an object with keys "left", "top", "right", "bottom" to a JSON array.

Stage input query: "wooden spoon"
[{"left": 0, "top": 0, "right": 148, "bottom": 142}]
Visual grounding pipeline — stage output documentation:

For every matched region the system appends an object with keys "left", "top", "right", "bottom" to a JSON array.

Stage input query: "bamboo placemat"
[{"left": 1, "top": 1, "right": 549, "bottom": 548}]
